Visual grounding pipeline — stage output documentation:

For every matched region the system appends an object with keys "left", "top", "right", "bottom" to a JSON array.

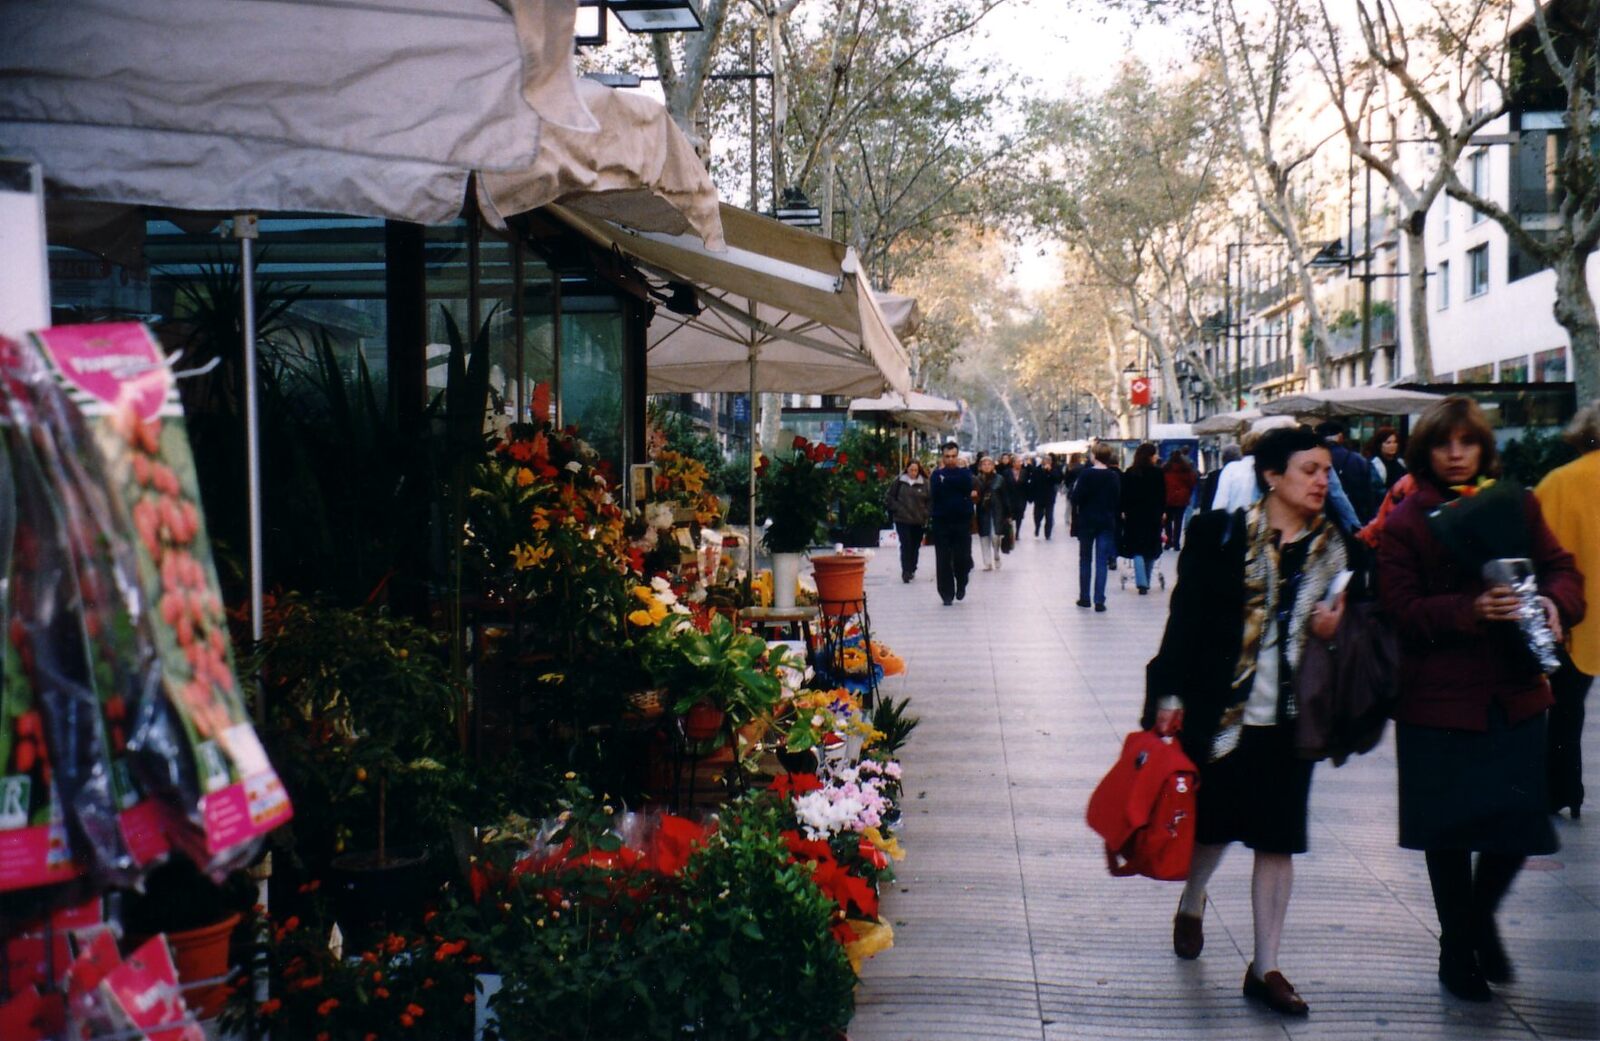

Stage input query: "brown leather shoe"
[
  {"left": 1243, "top": 964, "right": 1309, "bottom": 1016},
  {"left": 1173, "top": 912, "right": 1203, "bottom": 959}
]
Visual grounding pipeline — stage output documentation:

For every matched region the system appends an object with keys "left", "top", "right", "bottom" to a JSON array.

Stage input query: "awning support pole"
[
  {"left": 235, "top": 214, "right": 264, "bottom": 722},
  {"left": 747, "top": 334, "right": 759, "bottom": 597}
]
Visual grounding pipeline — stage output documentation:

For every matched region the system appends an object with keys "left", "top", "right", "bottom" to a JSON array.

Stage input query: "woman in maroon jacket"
[{"left": 1377, "top": 397, "right": 1584, "bottom": 1003}]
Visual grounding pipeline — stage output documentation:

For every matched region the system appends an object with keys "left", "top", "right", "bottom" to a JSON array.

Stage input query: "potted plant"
[
  {"left": 253, "top": 596, "right": 460, "bottom": 941},
  {"left": 637, "top": 614, "right": 798, "bottom": 749},
  {"left": 758, "top": 437, "right": 838, "bottom": 608},
  {"left": 120, "top": 857, "right": 257, "bottom": 1019}
]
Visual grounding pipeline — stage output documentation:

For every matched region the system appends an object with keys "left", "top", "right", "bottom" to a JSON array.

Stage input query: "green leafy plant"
[
  {"left": 253, "top": 595, "right": 459, "bottom": 868},
  {"left": 637, "top": 614, "right": 796, "bottom": 727},
  {"left": 847, "top": 500, "right": 890, "bottom": 530},
  {"left": 676, "top": 792, "right": 857, "bottom": 1040},
  {"left": 870, "top": 695, "right": 921, "bottom": 757}
]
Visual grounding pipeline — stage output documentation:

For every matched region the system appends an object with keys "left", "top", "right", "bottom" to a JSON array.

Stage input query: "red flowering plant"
[
  {"left": 432, "top": 775, "right": 714, "bottom": 1040},
  {"left": 221, "top": 886, "right": 478, "bottom": 1041},
  {"left": 756, "top": 435, "right": 840, "bottom": 553},
  {"left": 465, "top": 418, "right": 631, "bottom": 654},
  {"left": 833, "top": 428, "right": 897, "bottom": 538}
]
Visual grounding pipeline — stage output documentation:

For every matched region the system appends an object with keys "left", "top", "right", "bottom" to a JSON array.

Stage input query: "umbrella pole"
[
  {"left": 747, "top": 340, "right": 758, "bottom": 600},
  {"left": 235, "top": 214, "right": 264, "bottom": 723}
]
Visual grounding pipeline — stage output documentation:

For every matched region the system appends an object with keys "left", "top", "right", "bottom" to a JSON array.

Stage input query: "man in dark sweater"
[
  {"left": 929, "top": 441, "right": 976, "bottom": 606},
  {"left": 1068, "top": 441, "right": 1122, "bottom": 611}
]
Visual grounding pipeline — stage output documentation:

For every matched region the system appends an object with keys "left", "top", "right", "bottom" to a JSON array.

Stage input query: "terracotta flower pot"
[
  {"left": 683, "top": 701, "right": 726, "bottom": 742},
  {"left": 160, "top": 912, "right": 241, "bottom": 1019},
  {"left": 811, "top": 554, "right": 866, "bottom": 616}
]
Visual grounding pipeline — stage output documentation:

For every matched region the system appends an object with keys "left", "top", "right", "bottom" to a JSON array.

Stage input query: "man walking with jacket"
[
  {"left": 1317, "top": 420, "right": 1376, "bottom": 524},
  {"left": 929, "top": 442, "right": 975, "bottom": 606}
]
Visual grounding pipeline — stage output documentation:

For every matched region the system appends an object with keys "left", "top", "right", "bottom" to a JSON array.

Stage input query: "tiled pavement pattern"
[{"left": 849, "top": 516, "right": 1599, "bottom": 1041}]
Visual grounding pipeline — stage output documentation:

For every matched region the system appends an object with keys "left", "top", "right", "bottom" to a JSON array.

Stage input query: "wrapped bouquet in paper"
[
  {"left": 1483, "top": 558, "right": 1562, "bottom": 674},
  {"left": 1426, "top": 478, "right": 1560, "bottom": 675}
]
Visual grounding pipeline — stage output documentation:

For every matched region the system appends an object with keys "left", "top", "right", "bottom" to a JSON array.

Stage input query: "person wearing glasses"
[{"left": 929, "top": 441, "right": 975, "bottom": 606}]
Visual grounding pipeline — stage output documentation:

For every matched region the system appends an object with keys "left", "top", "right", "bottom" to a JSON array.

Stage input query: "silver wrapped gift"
[{"left": 1483, "top": 558, "right": 1562, "bottom": 674}]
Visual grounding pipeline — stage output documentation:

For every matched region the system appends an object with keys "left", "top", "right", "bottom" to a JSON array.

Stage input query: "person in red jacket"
[
  {"left": 1377, "top": 397, "right": 1585, "bottom": 1004},
  {"left": 1162, "top": 449, "right": 1198, "bottom": 551}
]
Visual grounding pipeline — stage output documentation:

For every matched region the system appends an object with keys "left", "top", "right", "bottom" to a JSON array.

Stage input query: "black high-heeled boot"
[
  {"left": 1427, "top": 850, "right": 1492, "bottom": 1001},
  {"left": 1472, "top": 852, "right": 1526, "bottom": 984},
  {"left": 1438, "top": 942, "right": 1492, "bottom": 1002}
]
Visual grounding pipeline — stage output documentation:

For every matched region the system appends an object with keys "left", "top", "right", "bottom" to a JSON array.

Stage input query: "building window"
[
  {"left": 1497, "top": 356, "right": 1529, "bottom": 383},
  {"left": 1467, "top": 150, "right": 1489, "bottom": 223},
  {"left": 1437, "top": 259, "right": 1451, "bottom": 309},
  {"left": 1533, "top": 348, "right": 1568, "bottom": 382},
  {"left": 1439, "top": 199, "right": 1451, "bottom": 242},
  {"left": 1467, "top": 245, "right": 1489, "bottom": 297}
]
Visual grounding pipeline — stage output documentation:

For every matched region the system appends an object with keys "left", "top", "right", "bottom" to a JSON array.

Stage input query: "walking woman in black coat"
[
  {"left": 1120, "top": 442, "right": 1167, "bottom": 593},
  {"left": 1144, "top": 426, "right": 1351, "bottom": 1016},
  {"left": 1031, "top": 455, "right": 1062, "bottom": 539}
]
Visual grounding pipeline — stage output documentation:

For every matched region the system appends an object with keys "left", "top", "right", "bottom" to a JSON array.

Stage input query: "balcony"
[
  {"left": 1326, "top": 311, "right": 1397, "bottom": 359},
  {"left": 1243, "top": 356, "right": 1297, "bottom": 388}
]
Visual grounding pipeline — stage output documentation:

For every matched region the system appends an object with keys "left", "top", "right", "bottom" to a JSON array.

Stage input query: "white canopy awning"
[
  {"left": 848, "top": 391, "right": 960, "bottom": 433},
  {"left": 478, "top": 77, "right": 723, "bottom": 248},
  {"left": 1260, "top": 387, "right": 1447, "bottom": 418},
  {"left": 551, "top": 203, "right": 912, "bottom": 397},
  {"left": 0, "top": 0, "right": 595, "bottom": 225}
]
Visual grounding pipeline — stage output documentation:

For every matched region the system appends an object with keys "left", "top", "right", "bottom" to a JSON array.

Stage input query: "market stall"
[{"left": 549, "top": 202, "right": 914, "bottom": 581}]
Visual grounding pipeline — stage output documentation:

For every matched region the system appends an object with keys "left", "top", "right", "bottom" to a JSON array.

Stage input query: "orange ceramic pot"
[{"left": 810, "top": 554, "right": 867, "bottom": 616}]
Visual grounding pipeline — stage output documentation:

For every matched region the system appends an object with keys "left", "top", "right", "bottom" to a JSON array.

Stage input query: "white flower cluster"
[
  {"left": 644, "top": 502, "right": 676, "bottom": 531},
  {"left": 790, "top": 761, "right": 896, "bottom": 839}
]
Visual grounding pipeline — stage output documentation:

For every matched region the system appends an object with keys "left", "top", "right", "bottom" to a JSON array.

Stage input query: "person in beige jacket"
[{"left": 1534, "top": 401, "right": 1600, "bottom": 819}]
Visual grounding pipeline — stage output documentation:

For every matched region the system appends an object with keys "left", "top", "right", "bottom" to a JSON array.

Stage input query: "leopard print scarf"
[{"left": 1210, "top": 504, "right": 1347, "bottom": 762}]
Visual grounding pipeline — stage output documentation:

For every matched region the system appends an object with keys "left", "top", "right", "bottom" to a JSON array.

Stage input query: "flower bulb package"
[
  {"left": 0, "top": 392, "right": 124, "bottom": 900},
  {"left": 0, "top": 323, "right": 291, "bottom": 896}
]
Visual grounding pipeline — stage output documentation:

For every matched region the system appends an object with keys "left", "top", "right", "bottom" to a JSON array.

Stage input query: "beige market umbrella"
[
  {"left": 848, "top": 391, "right": 961, "bottom": 434},
  {"left": 1260, "top": 387, "right": 1447, "bottom": 418},
  {"left": 1193, "top": 409, "right": 1263, "bottom": 436}
]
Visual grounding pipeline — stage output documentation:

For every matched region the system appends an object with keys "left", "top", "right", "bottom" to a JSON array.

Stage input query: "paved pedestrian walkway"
[{"left": 850, "top": 519, "right": 1599, "bottom": 1041}]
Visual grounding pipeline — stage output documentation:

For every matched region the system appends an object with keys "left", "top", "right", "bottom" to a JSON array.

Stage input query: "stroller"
[{"left": 1117, "top": 525, "right": 1169, "bottom": 592}]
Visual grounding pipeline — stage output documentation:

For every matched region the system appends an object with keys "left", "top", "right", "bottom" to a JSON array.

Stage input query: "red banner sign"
[{"left": 1129, "top": 376, "right": 1151, "bottom": 406}]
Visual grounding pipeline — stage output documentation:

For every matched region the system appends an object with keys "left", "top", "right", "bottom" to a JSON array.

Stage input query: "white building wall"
[{"left": 1399, "top": 112, "right": 1600, "bottom": 386}]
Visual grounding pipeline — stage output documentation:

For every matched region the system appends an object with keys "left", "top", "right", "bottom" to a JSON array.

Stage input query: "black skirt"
[
  {"left": 1397, "top": 705, "right": 1558, "bottom": 855},
  {"left": 1196, "top": 723, "right": 1315, "bottom": 855}
]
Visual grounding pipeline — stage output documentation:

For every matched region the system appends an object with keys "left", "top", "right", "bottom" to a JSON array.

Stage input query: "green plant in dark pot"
[{"left": 253, "top": 595, "right": 459, "bottom": 937}]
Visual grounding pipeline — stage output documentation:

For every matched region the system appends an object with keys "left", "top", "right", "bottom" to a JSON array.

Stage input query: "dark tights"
[{"left": 1424, "top": 849, "right": 1525, "bottom": 949}]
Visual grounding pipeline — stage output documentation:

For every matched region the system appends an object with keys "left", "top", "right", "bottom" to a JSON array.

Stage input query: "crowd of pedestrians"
[{"left": 887, "top": 395, "right": 1595, "bottom": 1018}]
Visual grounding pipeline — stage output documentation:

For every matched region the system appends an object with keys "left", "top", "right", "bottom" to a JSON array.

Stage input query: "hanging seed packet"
[
  {"left": 12, "top": 341, "right": 173, "bottom": 874},
  {"left": 0, "top": 382, "right": 120, "bottom": 895},
  {"left": 25, "top": 324, "right": 291, "bottom": 874},
  {"left": 0, "top": 435, "right": 72, "bottom": 895},
  {"left": 95, "top": 935, "right": 203, "bottom": 1041}
]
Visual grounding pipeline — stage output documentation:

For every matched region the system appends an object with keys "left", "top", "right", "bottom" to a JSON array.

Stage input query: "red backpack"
[{"left": 1086, "top": 729, "right": 1198, "bottom": 881}]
